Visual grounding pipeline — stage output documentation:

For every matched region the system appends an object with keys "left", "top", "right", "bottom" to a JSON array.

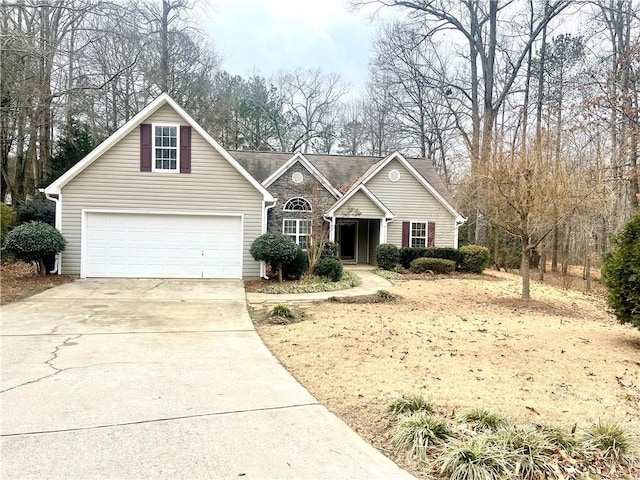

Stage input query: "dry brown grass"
[{"left": 255, "top": 270, "right": 640, "bottom": 478}]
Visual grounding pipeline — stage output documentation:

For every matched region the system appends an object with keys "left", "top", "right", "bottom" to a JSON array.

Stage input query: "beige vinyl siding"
[
  {"left": 59, "top": 104, "right": 264, "bottom": 277},
  {"left": 335, "top": 190, "right": 384, "bottom": 218},
  {"left": 366, "top": 159, "right": 456, "bottom": 248}
]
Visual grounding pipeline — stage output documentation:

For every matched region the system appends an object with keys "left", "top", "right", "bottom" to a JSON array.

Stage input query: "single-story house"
[{"left": 44, "top": 94, "right": 465, "bottom": 279}]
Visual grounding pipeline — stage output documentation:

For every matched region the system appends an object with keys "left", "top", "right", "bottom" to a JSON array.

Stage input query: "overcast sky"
[{"left": 204, "top": 0, "right": 383, "bottom": 92}]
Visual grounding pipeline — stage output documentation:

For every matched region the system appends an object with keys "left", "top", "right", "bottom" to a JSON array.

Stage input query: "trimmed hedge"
[
  {"left": 321, "top": 242, "right": 339, "bottom": 258},
  {"left": 458, "top": 245, "right": 490, "bottom": 274},
  {"left": 410, "top": 257, "right": 456, "bottom": 274},
  {"left": 398, "top": 247, "right": 461, "bottom": 268},
  {"left": 376, "top": 243, "right": 399, "bottom": 271},
  {"left": 314, "top": 256, "right": 343, "bottom": 282}
]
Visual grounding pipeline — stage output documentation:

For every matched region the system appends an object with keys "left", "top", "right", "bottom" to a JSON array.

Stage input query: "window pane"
[
  {"left": 300, "top": 220, "right": 311, "bottom": 234},
  {"left": 168, "top": 126, "right": 176, "bottom": 137},
  {"left": 411, "top": 238, "right": 426, "bottom": 248},
  {"left": 170, "top": 160, "right": 176, "bottom": 169},
  {"left": 412, "top": 222, "right": 426, "bottom": 237},
  {"left": 299, "top": 235, "right": 309, "bottom": 249},
  {"left": 169, "top": 136, "right": 177, "bottom": 147}
]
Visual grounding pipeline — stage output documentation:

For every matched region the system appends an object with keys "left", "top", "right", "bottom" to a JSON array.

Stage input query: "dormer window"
[
  {"left": 283, "top": 197, "right": 312, "bottom": 211},
  {"left": 153, "top": 125, "right": 179, "bottom": 171}
]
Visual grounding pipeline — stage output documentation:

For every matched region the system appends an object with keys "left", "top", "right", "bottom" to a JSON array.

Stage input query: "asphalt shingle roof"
[{"left": 229, "top": 150, "right": 456, "bottom": 208}]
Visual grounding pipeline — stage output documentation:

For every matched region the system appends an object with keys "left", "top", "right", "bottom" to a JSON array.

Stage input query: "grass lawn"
[{"left": 254, "top": 270, "right": 640, "bottom": 479}]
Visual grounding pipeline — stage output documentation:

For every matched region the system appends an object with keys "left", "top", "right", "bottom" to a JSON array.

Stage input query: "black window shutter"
[
  {"left": 402, "top": 221, "right": 410, "bottom": 248},
  {"left": 427, "top": 222, "right": 436, "bottom": 247},
  {"left": 180, "top": 126, "right": 191, "bottom": 173},
  {"left": 140, "top": 124, "right": 152, "bottom": 172}
]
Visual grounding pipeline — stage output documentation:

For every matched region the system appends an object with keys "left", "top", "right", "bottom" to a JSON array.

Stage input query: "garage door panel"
[{"left": 85, "top": 213, "right": 242, "bottom": 279}]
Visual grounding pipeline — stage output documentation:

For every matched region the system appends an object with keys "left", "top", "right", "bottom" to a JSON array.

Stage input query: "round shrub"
[
  {"left": 376, "top": 243, "right": 399, "bottom": 271},
  {"left": 283, "top": 248, "right": 308, "bottom": 280},
  {"left": 250, "top": 232, "right": 298, "bottom": 282},
  {"left": 4, "top": 221, "right": 66, "bottom": 275},
  {"left": 314, "top": 256, "right": 343, "bottom": 282},
  {"left": 602, "top": 210, "right": 640, "bottom": 329},
  {"left": 459, "top": 245, "right": 490, "bottom": 274},
  {"left": 410, "top": 257, "right": 456, "bottom": 274},
  {"left": 320, "top": 241, "right": 339, "bottom": 258}
]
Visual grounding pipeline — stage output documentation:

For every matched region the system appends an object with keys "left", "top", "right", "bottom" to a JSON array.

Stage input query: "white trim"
[
  {"left": 388, "top": 169, "right": 400, "bottom": 182},
  {"left": 326, "top": 184, "right": 394, "bottom": 219},
  {"left": 283, "top": 197, "right": 312, "bottom": 212},
  {"left": 409, "top": 220, "right": 429, "bottom": 248},
  {"left": 282, "top": 217, "right": 311, "bottom": 249},
  {"left": 262, "top": 152, "right": 342, "bottom": 199},
  {"left": 151, "top": 123, "right": 180, "bottom": 173},
  {"left": 80, "top": 209, "right": 244, "bottom": 279},
  {"left": 45, "top": 93, "right": 273, "bottom": 202},
  {"left": 362, "top": 152, "right": 465, "bottom": 222}
]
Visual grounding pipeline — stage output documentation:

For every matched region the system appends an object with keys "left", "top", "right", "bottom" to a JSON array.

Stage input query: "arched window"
[{"left": 283, "top": 197, "right": 312, "bottom": 211}]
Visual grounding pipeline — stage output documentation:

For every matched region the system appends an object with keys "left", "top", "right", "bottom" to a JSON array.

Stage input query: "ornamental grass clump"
[
  {"left": 461, "top": 408, "right": 509, "bottom": 432},
  {"left": 493, "top": 424, "right": 553, "bottom": 480},
  {"left": 385, "top": 392, "right": 435, "bottom": 417},
  {"left": 582, "top": 419, "right": 634, "bottom": 463},
  {"left": 392, "top": 412, "right": 452, "bottom": 460},
  {"left": 437, "top": 436, "right": 509, "bottom": 480}
]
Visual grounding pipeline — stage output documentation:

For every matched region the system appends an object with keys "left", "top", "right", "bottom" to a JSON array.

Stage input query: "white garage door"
[{"left": 84, "top": 212, "right": 242, "bottom": 279}]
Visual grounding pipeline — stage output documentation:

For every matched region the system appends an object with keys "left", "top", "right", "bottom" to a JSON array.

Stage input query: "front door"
[{"left": 338, "top": 222, "right": 357, "bottom": 262}]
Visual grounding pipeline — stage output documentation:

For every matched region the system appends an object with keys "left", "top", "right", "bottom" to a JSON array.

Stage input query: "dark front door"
[{"left": 338, "top": 222, "right": 357, "bottom": 261}]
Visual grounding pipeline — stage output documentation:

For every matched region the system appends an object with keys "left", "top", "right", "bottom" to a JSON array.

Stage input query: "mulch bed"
[{"left": 1, "top": 261, "right": 76, "bottom": 305}]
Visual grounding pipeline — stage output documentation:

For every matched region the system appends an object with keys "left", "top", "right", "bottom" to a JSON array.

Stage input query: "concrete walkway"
[
  {"left": 246, "top": 265, "right": 393, "bottom": 304},
  {"left": 1, "top": 278, "right": 413, "bottom": 480}
]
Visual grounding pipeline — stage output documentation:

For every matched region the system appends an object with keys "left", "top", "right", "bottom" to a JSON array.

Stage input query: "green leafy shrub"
[
  {"left": 376, "top": 243, "right": 399, "bottom": 271},
  {"left": 374, "top": 269, "right": 401, "bottom": 280},
  {"left": 1, "top": 204, "right": 17, "bottom": 244},
  {"left": 437, "top": 436, "right": 509, "bottom": 480},
  {"left": 283, "top": 248, "right": 308, "bottom": 280},
  {"left": 582, "top": 419, "right": 634, "bottom": 462},
  {"left": 386, "top": 392, "right": 435, "bottom": 417},
  {"left": 260, "top": 270, "right": 360, "bottom": 294},
  {"left": 602, "top": 211, "right": 640, "bottom": 329},
  {"left": 410, "top": 257, "right": 456, "bottom": 274},
  {"left": 399, "top": 247, "right": 461, "bottom": 269},
  {"left": 459, "top": 245, "right": 490, "bottom": 274},
  {"left": 461, "top": 408, "right": 509, "bottom": 432},
  {"left": 15, "top": 194, "right": 56, "bottom": 226},
  {"left": 320, "top": 242, "right": 339, "bottom": 258},
  {"left": 250, "top": 232, "right": 298, "bottom": 282},
  {"left": 392, "top": 412, "right": 452, "bottom": 460},
  {"left": 313, "top": 256, "right": 343, "bottom": 282},
  {"left": 4, "top": 221, "right": 65, "bottom": 275}
]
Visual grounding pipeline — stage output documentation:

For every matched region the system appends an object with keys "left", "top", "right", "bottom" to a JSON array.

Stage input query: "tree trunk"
[
  {"left": 39, "top": 258, "right": 46, "bottom": 277},
  {"left": 538, "top": 250, "right": 546, "bottom": 281},
  {"left": 521, "top": 243, "right": 531, "bottom": 301},
  {"left": 585, "top": 254, "right": 591, "bottom": 293}
]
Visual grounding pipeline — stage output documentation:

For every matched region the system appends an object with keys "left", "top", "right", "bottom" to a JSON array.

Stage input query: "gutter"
[
  {"left": 261, "top": 199, "right": 278, "bottom": 279},
  {"left": 39, "top": 188, "right": 61, "bottom": 274}
]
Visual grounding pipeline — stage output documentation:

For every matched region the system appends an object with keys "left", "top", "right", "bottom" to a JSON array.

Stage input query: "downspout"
[
  {"left": 262, "top": 199, "right": 277, "bottom": 279},
  {"left": 40, "top": 188, "right": 61, "bottom": 274}
]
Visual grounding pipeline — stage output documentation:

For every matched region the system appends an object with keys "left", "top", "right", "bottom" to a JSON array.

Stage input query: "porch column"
[
  {"left": 329, "top": 217, "right": 336, "bottom": 242},
  {"left": 380, "top": 217, "right": 388, "bottom": 244}
]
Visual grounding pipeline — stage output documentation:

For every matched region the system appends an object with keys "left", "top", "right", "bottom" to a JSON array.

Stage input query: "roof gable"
[
  {"left": 363, "top": 152, "right": 464, "bottom": 221},
  {"left": 327, "top": 184, "right": 394, "bottom": 219},
  {"left": 261, "top": 153, "right": 341, "bottom": 199},
  {"left": 45, "top": 94, "right": 273, "bottom": 202}
]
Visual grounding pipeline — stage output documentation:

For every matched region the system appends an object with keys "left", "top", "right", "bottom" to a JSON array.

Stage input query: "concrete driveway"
[{"left": 1, "top": 279, "right": 414, "bottom": 480}]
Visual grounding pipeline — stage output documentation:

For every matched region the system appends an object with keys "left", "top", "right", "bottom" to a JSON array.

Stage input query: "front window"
[
  {"left": 154, "top": 125, "right": 178, "bottom": 171},
  {"left": 283, "top": 197, "right": 312, "bottom": 211},
  {"left": 411, "top": 221, "right": 427, "bottom": 248},
  {"left": 283, "top": 219, "right": 311, "bottom": 249}
]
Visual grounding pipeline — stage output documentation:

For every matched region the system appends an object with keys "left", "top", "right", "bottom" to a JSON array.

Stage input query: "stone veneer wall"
[{"left": 266, "top": 162, "right": 337, "bottom": 233}]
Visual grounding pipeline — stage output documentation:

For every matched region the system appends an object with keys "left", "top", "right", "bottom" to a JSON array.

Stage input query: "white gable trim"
[
  {"left": 262, "top": 152, "right": 341, "bottom": 199},
  {"left": 44, "top": 94, "right": 273, "bottom": 202},
  {"left": 326, "top": 184, "right": 394, "bottom": 219},
  {"left": 363, "top": 152, "right": 465, "bottom": 222}
]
